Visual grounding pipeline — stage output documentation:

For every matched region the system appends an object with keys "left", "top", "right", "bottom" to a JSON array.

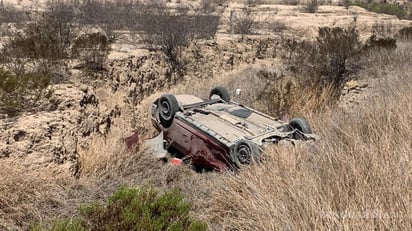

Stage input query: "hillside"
[{"left": 1, "top": 0, "right": 412, "bottom": 230}]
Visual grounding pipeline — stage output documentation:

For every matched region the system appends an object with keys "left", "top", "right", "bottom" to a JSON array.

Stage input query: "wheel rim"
[
  {"left": 237, "top": 144, "right": 252, "bottom": 164},
  {"left": 211, "top": 93, "right": 221, "bottom": 100},
  {"left": 161, "top": 101, "right": 172, "bottom": 120}
]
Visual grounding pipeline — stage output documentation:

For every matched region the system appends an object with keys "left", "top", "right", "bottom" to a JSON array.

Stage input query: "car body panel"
[{"left": 159, "top": 116, "right": 232, "bottom": 171}]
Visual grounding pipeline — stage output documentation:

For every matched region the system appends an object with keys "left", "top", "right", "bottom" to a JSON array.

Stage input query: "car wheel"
[
  {"left": 158, "top": 94, "right": 179, "bottom": 128},
  {"left": 232, "top": 140, "right": 260, "bottom": 168},
  {"left": 289, "top": 117, "right": 312, "bottom": 137},
  {"left": 209, "top": 86, "right": 231, "bottom": 102}
]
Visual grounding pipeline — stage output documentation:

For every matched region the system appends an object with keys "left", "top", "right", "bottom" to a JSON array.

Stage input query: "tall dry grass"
[
  {"left": 197, "top": 42, "right": 412, "bottom": 229},
  {"left": 2, "top": 38, "right": 410, "bottom": 231},
  {"left": 0, "top": 161, "right": 97, "bottom": 230},
  {"left": 76, "top": 41, "right": 412, "bottom": 230}
]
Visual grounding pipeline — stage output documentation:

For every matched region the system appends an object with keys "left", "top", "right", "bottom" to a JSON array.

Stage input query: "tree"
[{"left": 140, "top": 3, "right": 220, "bottom": 81}]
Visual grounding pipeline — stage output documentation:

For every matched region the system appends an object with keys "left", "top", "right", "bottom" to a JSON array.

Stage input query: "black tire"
[
  {"left": 209, "top": 86, "right": 231, "bottom": 102},
  {"left": 158, "top": 94, "right": 179, "bottom": 128},
  {"left": 231, "top": 140, "right": 260, "bottom": 168},
  {"left": 289, "top": 117, "right": 312, "bottom": 134}
]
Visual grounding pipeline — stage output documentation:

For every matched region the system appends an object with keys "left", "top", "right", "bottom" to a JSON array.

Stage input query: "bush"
[
  {"left": 31, "top": 219, "right": 86, "bottom": 231},
  {"left": 0, "top": 68, "right": 51, "bottom": 116},
  {"left": 350, "top": 1, "right": 408, "bottom": 19},
  {"left": 7, "top": 14, "right": 73, "bottom": 60},
  {"left": 232, "top": 8, "right": 256, "bottom": 35},
  {"left": 72, "top": 31, "right": 110, "bottom": 72},
  {"left": 256, "top": 40, "right": 270, "bottom": 59},
  {"left": 200, "top": 0, "right": 215, "bottom": 12},
  {"left": 340, "top": 0, "right": 350, "bottom": 9},
  {"left": 38, "top": 186, "right": 207, "bottom": 231},
  {"left": 0, "top": 3, "right": 114, "bottom": 77},
  {"left": 0, "top": 11, "right": 74, "bottom": 80},
  {"left": 272, "top": 21, "right": 287, "bottom": 33},
  {"left": 200, "top": 0, "right": 228, "bottom": 12},
  {"left": 315, "top": 27, "right": 361, "bottom": 85},
  {"left": 398, "top": 26, "right": 412, "bottom": 41},
  {"left": 77, "top": 0, "right": 141, "bottom": 41},
  {"left": 284, "top": 27, "right": 361, "bottom": 101},
  {"left": 0, "top": 4, "right": 28, "bottom": 24},
  {"left": 364, "top": 34, "right": 397, "bottom": 51},
  {"left": 246, "top": 0, "right": 263, "bottom": 6},
  {"left": 301, "top": 0, "right": 319, "bottom": 13},
  {"left": 140, "top": 5, "right": 220, "bottom": 80}
]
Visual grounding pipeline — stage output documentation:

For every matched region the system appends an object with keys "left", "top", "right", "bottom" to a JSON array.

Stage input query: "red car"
[{"left": 151, "top": 87, "right": 315, "bottom": 171}]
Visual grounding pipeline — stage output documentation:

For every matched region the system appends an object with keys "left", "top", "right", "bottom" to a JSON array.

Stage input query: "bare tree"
[{"left": 139, "top": 4, "right": 220, "bottom": 80}]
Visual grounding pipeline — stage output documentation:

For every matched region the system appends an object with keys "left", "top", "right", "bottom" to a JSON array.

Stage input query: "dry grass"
[
  {"left": 194, "top": 42, "right": 412, "bottom": 230},
  {"left": 1, "top": 33, "right": 411, "bottom": 231},
  {"left": 74, "top": 42, "right": 412, "bottom": 230},
  {"left": 0, "top": 161, "right": 95, "bottom": 230}
]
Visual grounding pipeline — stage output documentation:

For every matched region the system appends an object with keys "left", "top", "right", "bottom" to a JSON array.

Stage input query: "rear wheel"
[
  {"left": 158, "top": 94, "right": 179, "bottom": 128},
  {"left": 289, "top": 117, "right": 312, "bottom": 134},
  {"left": 231, "top": 140, "right": 260, "bottom": 168},
  {"left": 289, "top": 117, "right": 312, "bottom": 140},
  {"left": 209, "top": 86, "right": 231, "bottom": 102}
]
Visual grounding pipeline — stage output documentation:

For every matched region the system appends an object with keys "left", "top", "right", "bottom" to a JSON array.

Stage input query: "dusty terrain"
[{"left": 0, "top": 0, "right": 412, "bottom": 230}]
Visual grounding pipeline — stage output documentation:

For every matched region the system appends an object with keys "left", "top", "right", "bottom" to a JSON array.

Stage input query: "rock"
[
  {"left": 0, "top": 146, "right": 10, "bottom": 158},
  {"left": 345, "top": 80, "right": 359, "bottom": 90},
  {"left": 0, "top": 84, "right": 88, "bottom": 175},
  {"left": 359, "top": 83, "right": 369, "bottom": 88},
  {"left": 345, "top": 80, "right": 369, "bottom": 91},
  {"left": 80, "top": 84, "right": 89, "bottom": 93}
]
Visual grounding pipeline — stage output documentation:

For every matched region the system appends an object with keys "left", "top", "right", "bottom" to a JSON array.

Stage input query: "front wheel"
[
  {"left": 209, "top": 86, "right": 231, "bottom": 102},
  {"left": 231, "top": 140, "right": 260, "bottom": 168},
  {"left": 158, "top": 94, "right": 179, "bottom": 128}
]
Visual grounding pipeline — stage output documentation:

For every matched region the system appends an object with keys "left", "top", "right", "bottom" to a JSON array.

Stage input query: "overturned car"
[{"left": 150, "top": 87, "right": 316, "bottom": 171}]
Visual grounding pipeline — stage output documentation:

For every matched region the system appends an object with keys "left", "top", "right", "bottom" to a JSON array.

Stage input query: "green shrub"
[
  {"left": 0, "top": 68, "right": 51, "bottom": 116},
  {"left": 350, "top": 1, "right": 408, "bottom": 19},
  {"left": 37, "top": 186, "right": 207, "bottom": 231},
  {"left": 31, "top": 219, "right": 86, "bottom": 231}
]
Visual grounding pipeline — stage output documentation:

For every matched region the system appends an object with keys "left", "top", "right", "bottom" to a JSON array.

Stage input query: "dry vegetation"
[
  {"left": 69, "top": 41, "right": 412, "bottom": 230},
  {"left": 1, "top": 0, "right": 412, "bottom": 230},
  {"left": 201, "top": 43, "right": 412, "bottom": 229}
]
